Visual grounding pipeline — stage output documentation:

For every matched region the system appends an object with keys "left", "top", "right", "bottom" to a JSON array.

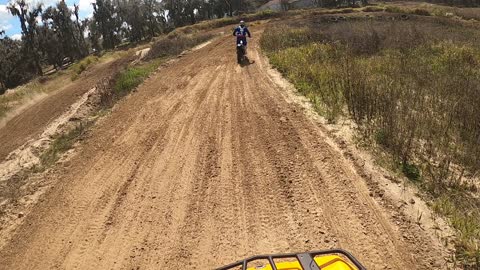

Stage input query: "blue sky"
[{"left": 0, "top": 0, "right": 94, "bottom": 39}]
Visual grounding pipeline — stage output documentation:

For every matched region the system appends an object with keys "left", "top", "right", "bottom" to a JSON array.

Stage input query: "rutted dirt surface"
[
  {"left": 0, "top": 33, "right": 450, "bottom": 269},
  {"left": 0, "top": 56, "right": 132, "bottom": 161}
]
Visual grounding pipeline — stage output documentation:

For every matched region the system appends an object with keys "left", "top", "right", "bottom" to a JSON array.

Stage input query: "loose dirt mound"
[{"left": 0, "top": 32, "right": 451, "bottom": 269}]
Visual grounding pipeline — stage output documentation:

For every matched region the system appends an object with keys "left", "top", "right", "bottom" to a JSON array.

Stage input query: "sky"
[{"left": 0, "top": 0, "right": 94, "bottom": 39}]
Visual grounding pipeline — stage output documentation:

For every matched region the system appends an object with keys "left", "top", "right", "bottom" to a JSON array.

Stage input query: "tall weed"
[{"left": 262, "top": 19, "right": 480, "bottom": 267}]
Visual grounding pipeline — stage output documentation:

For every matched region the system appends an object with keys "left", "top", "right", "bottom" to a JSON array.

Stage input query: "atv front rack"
[{"left": 216, "top": 249, "right": 366, "bottom": 270}]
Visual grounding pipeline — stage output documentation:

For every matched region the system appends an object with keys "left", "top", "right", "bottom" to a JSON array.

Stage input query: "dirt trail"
[
  {"left": 0, "top": 33, "right": 449, "bottom": 269},
  {"left": 0, "top": 57, "right": 132, "bottom": 162}
]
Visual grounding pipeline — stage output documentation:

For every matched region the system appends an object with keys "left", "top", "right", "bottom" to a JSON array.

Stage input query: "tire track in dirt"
[
  {"left": 0, "top": 57, "right": 133, "bottom": 162},
  {"left": 249, "top": 42, "right": 409, "bottom": 268},
  {"left": 0, "top": 31, "right": 449, "bottom": 270}
]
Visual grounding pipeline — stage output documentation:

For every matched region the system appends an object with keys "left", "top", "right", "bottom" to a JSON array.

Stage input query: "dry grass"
[
  {"left": 0, "top": 71, "right": 71, "bottom": 120},
  {"left": 453, "top": 7, "right": 480, "bottom": 20},
  {"left": 0, "top": 49, "right": 133, "bottom": 122},
  {"left": 170, "top": 10, "right": 280, "bottom": 36},
  {"left": 261, "top": 15, "right": 480, "bottom": 267},
  {"left": 381, "top": 2, "right": 480, "bottom": 21},
  {"left": 70, "top": 55, "right": 99, "bottom": 80},
  {"left": 146, "top": 32, "right": 214, "bottom": 60}
]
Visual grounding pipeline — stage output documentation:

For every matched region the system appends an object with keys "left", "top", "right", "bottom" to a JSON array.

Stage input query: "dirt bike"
[
  {"left": 236, "top": 37, "right": 247, "bottom": 64},
  {"left": 216, "top": 249, "right": 366, "bottom": 270}
]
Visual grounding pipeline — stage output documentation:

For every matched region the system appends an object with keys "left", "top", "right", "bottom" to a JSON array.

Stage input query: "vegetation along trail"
[{"left": 0, "top": 31, "right": 450, "bottom": 269}]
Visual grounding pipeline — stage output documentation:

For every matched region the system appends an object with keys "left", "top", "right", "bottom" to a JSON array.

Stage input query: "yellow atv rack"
[{"left": 216, "top": 249, "right": 366, "bottom": 270}]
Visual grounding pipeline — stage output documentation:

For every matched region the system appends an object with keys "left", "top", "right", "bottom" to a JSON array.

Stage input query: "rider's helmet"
[{"left": 240, "top": 20, "right": 245, "bottom": 27}]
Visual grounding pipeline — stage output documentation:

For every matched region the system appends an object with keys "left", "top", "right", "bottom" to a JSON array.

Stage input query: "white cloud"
[
  {"left": 79, "top": 0, "right": 95, "bottom": 12},
  {"left": 0, "top": 4, "right": 14, "bottom": 34},
  {"left": 0, "top": 23, "right": 12, "bottom": 31},
  {"left": 0, "top": 5, "right": 12, "bottom": 21},
  {"left": 24, "top": 0, "right": 60, "bottom": 8},
  {"left": 11, "top": 33, "right": 21, "bottom": 40}
]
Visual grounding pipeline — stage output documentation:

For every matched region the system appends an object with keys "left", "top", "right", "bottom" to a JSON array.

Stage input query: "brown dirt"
[
  {"left": 0, "top": 56, "right": 133, "bottom": 162},
  {"left": 0, "top": 33, "right": 450, "bottom": 269}
]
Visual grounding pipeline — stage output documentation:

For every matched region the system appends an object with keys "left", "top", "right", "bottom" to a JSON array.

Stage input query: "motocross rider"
[{"left": 233, "top": 20, "right": 251, "bottom": 51}]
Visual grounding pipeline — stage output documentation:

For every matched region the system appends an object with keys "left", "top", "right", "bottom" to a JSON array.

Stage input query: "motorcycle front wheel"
[
  {"left": 237, "top": 47, "right": 245, "bottom": 64},
  {"left": 237, "top": 52, "right": 242, "bottom": 64}
]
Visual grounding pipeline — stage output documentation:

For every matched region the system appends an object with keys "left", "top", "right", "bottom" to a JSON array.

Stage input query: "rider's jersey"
[{"left": 233, "top": 26, "right": 251, "bottom": 45}]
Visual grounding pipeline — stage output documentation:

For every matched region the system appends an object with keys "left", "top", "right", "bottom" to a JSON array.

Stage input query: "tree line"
[{"left": 0, "top": 0, "right": 265, "bottom": 92}]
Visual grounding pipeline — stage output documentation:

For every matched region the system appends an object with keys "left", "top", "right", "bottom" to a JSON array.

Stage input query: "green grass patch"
[
  {"left": 40, "top": 122, "right": 92, "bottom": 168},
  {"left": 114, "top": 59, "right": 162, "bottom": 94}
]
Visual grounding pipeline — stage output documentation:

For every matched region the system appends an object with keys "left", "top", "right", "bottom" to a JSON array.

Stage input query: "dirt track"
[
  {"left": 0, "top": 56, "right": 132, "bottom": 161},
  {"left": 0, "top": 33, "right": 448, "bottom": 269}
]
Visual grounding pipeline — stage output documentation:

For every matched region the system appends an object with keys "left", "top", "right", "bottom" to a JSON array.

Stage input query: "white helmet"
[{"left": 240, "top": 20, "right": 245, "bottom": 26}]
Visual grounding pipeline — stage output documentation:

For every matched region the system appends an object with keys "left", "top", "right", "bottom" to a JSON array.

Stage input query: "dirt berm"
[
  {"left": 0, "top": 33, "right": 450, "bottom": 269},
  {"left": 0, "top": 56, "right": 133, "bottom": 162}
]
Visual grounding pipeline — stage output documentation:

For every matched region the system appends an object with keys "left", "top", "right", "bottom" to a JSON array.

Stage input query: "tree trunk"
[
  {"left": 34, "top": 56, "right": 43, "bottom": 76},
  {"left": 28, "top": 43, "right": 43, "bottom": 76},
  {"left": 149, "top": 21, "right": 155, "bottom": 39},
  {"left": 225, "top": 0, "right": 233, "bottom": 16},
  {"left": 190, "top": 10, "right": 196, "bottom": 24},
  {"left": 0, "top": 80, "right": 6, "bottom": 93}
]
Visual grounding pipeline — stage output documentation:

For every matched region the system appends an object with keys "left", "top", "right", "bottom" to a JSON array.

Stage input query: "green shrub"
[
  {"left": 70, "top": 55, "right": 99, "bottom": 80},
  {"left": 402, "top": 162, "right": 421, "bottom": 181},
  {"left": 115, "top": 68, "right": 148, "bottom": 94},
  {"left": 374, "top": 129, "right": 388, "bottom": 147},
  {"left": 114, "top": 61, "right": 160, "bottom": 94}
]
